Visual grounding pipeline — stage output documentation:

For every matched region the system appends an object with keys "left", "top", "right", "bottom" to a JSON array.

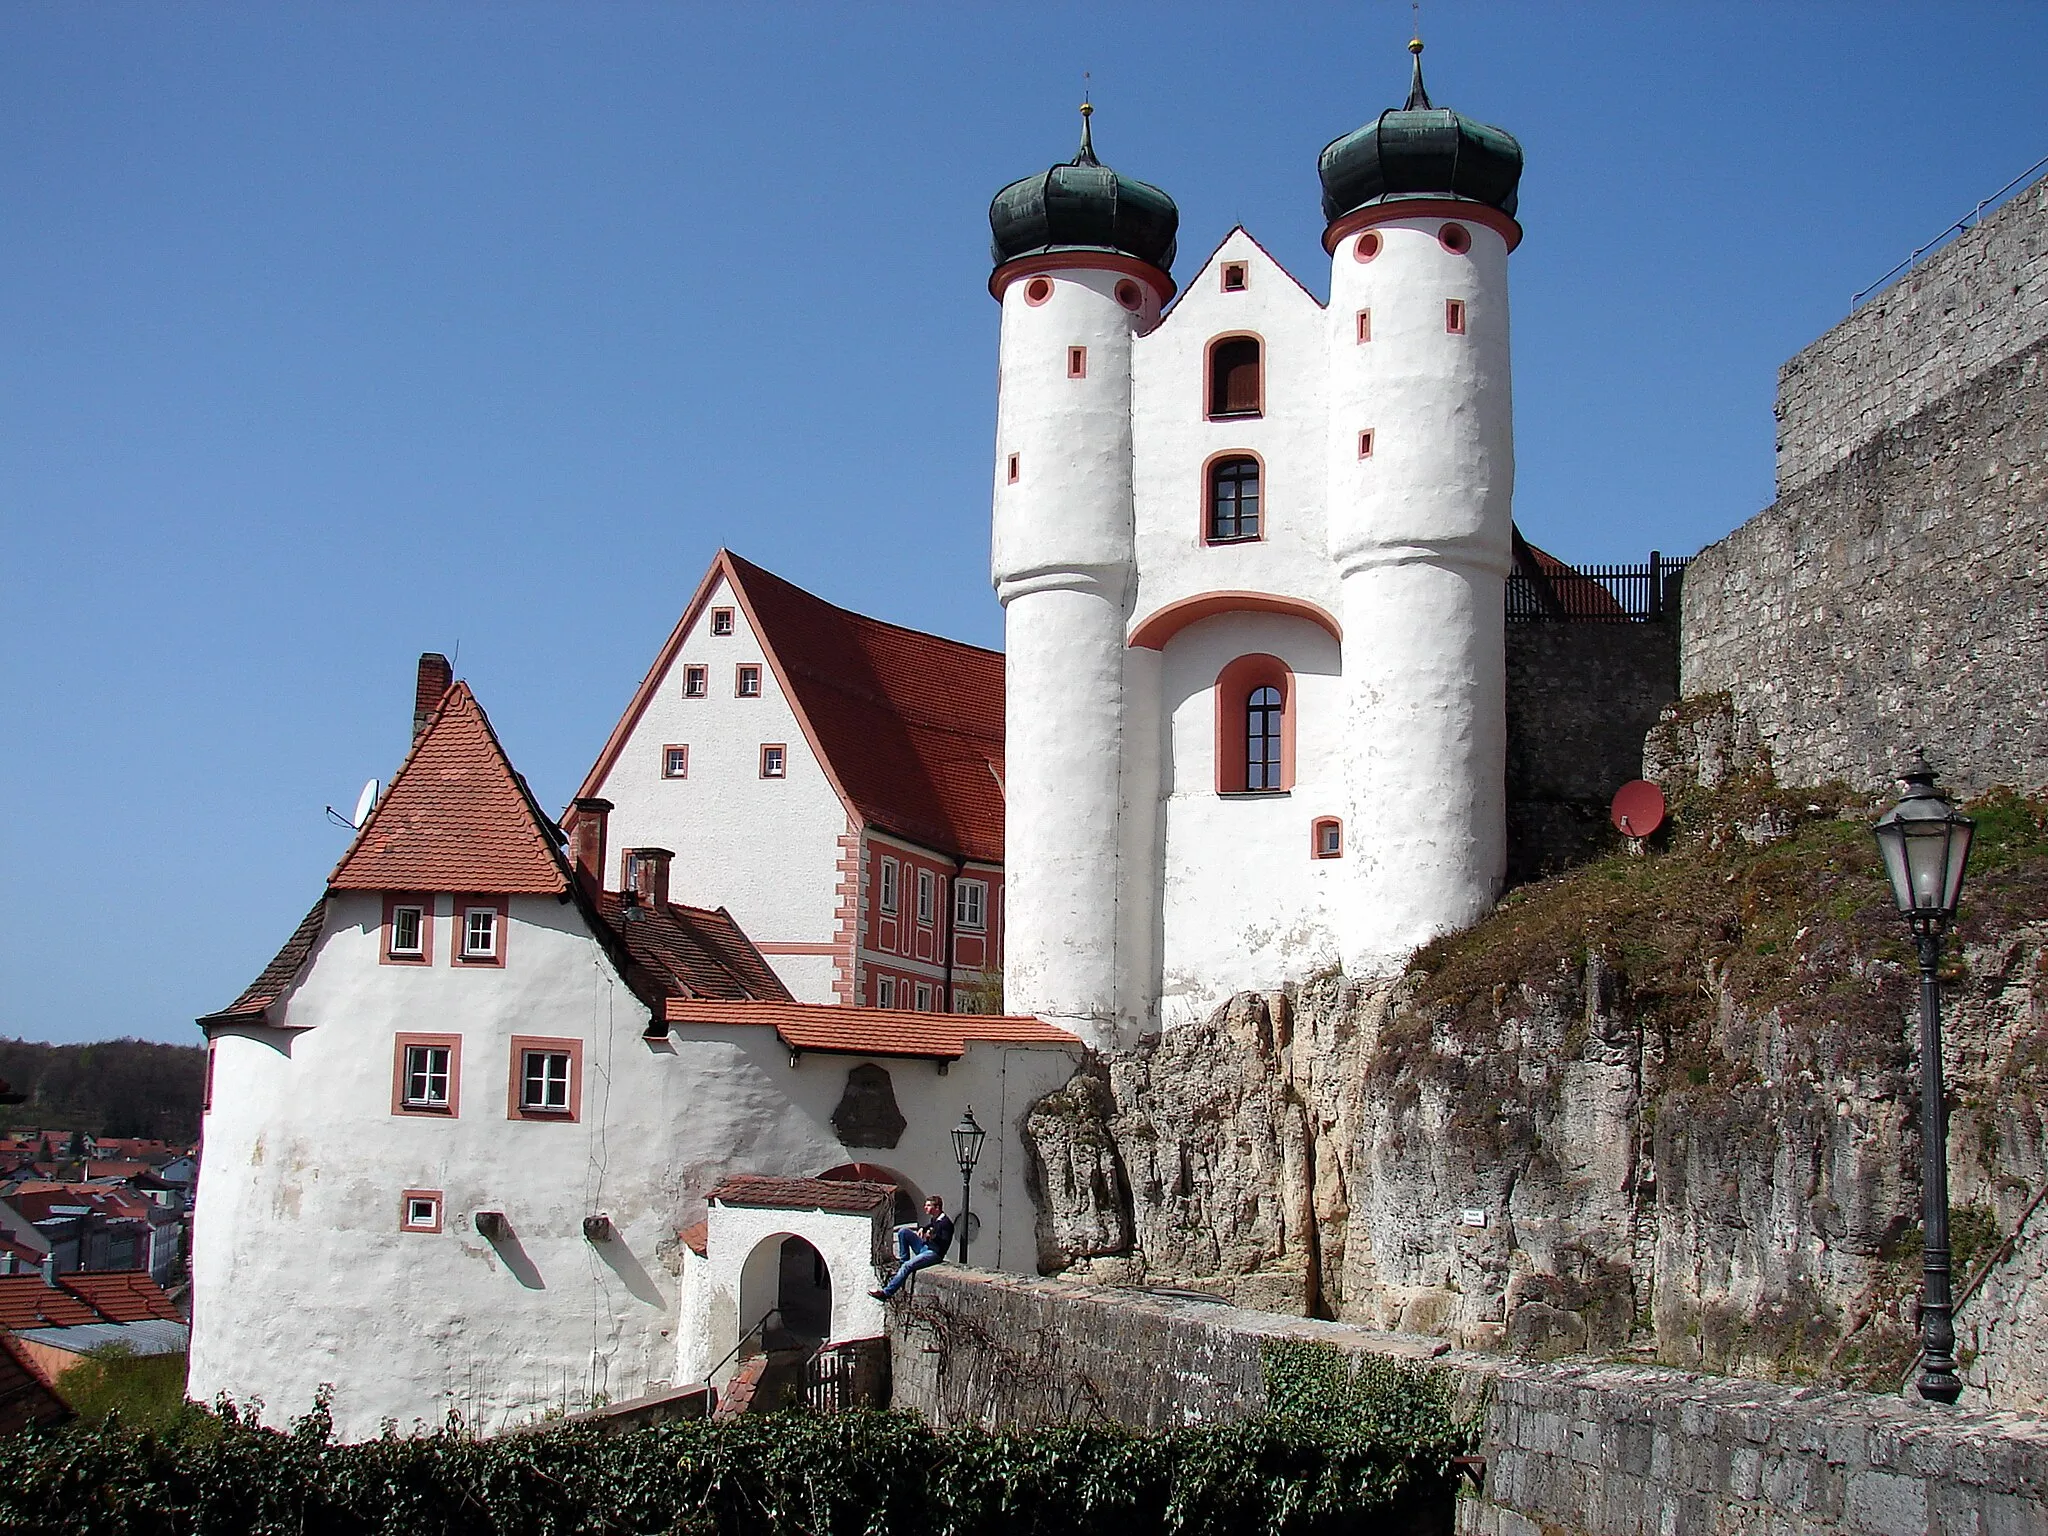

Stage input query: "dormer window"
[
  {"left": 710, "top": 607, "right": 735, "bottom": 636},
  {"left": 1206, "top": 336, "right": 1262, "bottom": 419}
]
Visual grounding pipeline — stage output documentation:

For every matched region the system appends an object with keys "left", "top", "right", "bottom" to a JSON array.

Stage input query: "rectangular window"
[
  {"left": 1313, "top": 818, "right": 1344, "bottom": 858},
  {"left": 914, "top": 983, "right": 933, "bottom": 1011},
  {"left": 1446, "top": 299, "right": 1467, "bottom": 335},
  {"left": 736, "top": 664, "right": 762, "bottom": 697},
  {"left": 877, "top": 976, "right": 896, "bottom": 1008},
  {"left": 389, "top": 904, "right": 424, "bottom": 958},
  {"left": 508, "top": 1036, "right": 582, "bottom": 1120},
  {"left": 955, "top": 879, "right": 987, "bottom": 932},
  {"left": 1221, "top": 262, "right": 1247, "bottom": 292},
  {"left": 391, "top": 1034, "right": 462, "bottom": 1117},
  {"left": 662, "top": 744, "right": 689, "bottom": 779},
  {"left": 760, "top": 743, "right": 786, "bottom": 778},
  {"left": 1357, "top": 429, "right": 1375, "bottom": 459},
  {"left": 1067, "top": 346, "right": 1087, "bottom": 378},
  {"left": 463, "top": 907, "right": 497, "bottom": 959},
  {"left": 401, "top": 1190, "right": 443, "bottom": 1233},
  {"left": 879, "top": 857, "right": 899, "bottom": 915},
  {"left": 916, "top": 869, "right": 935, "bottom": 925},
  {"left": 710, "top": 607, "right": 734, "bottom": 636},
  {"left": 1355, "top": 308, "right": 1372, "bottom": 343},
  {"left": 1006, "top": 453, "right": 1019, "bottom": 484},
  {"left": 683, "top": 665, "right": 708, "bottom": 698}
]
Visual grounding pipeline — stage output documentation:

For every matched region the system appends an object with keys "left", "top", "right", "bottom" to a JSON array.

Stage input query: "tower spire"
[
  {"left": 1405, "top": 24, "right": 1431, "bottom": 111},
  {"left": 1075, "top": 80, "right": 1098, "bottom": 166}
]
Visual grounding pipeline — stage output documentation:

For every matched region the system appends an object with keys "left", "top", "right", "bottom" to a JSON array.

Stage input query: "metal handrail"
[
  {"left": 704, "top": 1306, "right": 781, "bottom": 1391},
  {"left": 1852, "top": 152, "right": 2048, "bottom": 309}
]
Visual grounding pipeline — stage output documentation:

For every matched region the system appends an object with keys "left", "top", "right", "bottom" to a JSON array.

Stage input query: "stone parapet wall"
[
  {"left": 1678, "top": 332, "right": 2048, "bottom": 797},
  {"left": 1775, "top": 180, "right": 2048, "bottom": 498},
  {"left": 889, "top": 1269, "right": 2048, "bottom": 1536}
]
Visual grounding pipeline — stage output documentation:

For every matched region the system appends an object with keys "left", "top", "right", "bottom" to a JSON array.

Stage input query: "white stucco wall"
[
  {"left": 592, "top": 573, "right": 850, "bottom": 1001},
  {"left": 689, "top": 1203, "right": 887, "bottom": 1388},
  {"left": 190, "top": 891, "right": 1078, "bottom": 1440}
]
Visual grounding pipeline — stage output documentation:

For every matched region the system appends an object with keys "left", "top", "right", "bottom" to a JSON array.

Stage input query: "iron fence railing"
[{"left": 1507, "top": 552, "right": 1689, "bottom": 623}]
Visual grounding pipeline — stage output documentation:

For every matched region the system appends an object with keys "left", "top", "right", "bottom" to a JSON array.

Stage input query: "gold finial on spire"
[
  {"left": 1075, "top": 73, "right": 1098, "bottom": 164},
  {"left": 1404, "top": 4, "right": 1431, "bottom": 109}
]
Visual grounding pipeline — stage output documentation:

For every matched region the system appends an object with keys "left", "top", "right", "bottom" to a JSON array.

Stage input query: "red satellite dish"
[{"left": 1611, "top": 780, "right": 1667, "bottom": 838}]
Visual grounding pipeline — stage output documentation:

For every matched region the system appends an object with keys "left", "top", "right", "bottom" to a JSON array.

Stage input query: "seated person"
[{"left": 871, "top": 1194, "right": 954, "bottom": 1300}]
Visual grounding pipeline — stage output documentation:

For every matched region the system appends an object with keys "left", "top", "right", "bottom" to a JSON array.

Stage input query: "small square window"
[
  {"left": 876, "top": 976, "right": 896, "bottom": 1008},
  {"left": 914, "top": 983, "right": 932, "bottom": 1011},
  {"left": 662, "top": 744, "right": 689, "bottom": 779},
  {"left": 1446, "top": 299, "right": 1467, "bottom": 335},
  {"left": 954, "top": 879, "right": 986, "bottom": 932},
  {"left": 1221, "top": 263, "right": 1247, "bottom": 292},
  {"left": 1067, "top": 346, "right": 1087, "bottom": 378},
  {"left": 736, "top": 664, "right": 762, "bottom": 698},
  {"left": 683, "top": 665, "right": 708, "bottom": 698},
  {"left": 879, "top": 857, "right": 899, "bottom": 915},
  {"left": 709, "top": 608, "right": 735, "bottom": 636},
  {"left": 1006, "top": 452, "right": 1020, "bottom": 484},
  {"left": 916, "top": 869, "right": 935, "bottom": 925},
  {"left": 760, "top": 744, "right": 786, "bottom": 778},
  {"left": 401, "top": 1190, "right": 442, "bottom": 1233},
  {"left": 1356, "top": 308, "right": 1372, "bottom": 343},
  {"left": 1358, "top": 430, "right": 1375, "bottom": 460},
  {"left": 1312, "top": 818, "right": 1344, "bottom": 859},
  {"left": 521, "top": 1050, "right": 572, "bottom": 1111},
  {"left": 463, "top": 907, "right": 497, "bottom": 960},
  {"left": 389, "top": 904, "right": 424, "bottom": 958}
]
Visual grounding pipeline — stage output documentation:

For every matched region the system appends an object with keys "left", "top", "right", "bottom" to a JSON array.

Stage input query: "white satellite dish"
[{"left": 352, "top": 778, "right": 380, "bottom": 829}]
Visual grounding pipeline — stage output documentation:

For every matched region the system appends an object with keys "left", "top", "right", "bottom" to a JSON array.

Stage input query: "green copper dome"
[
  {"left": 990, "top": 107, "right": 1178, "bottom": 275},
  {"left": 1318, "top": 42, "right": 1523, "bottom": 225}
]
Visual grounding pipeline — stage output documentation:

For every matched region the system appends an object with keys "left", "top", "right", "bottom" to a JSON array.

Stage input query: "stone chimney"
[
  {"left": 40, "top": 1250, "right": 57, "bottom": 1289},
  {"left": 414, "top": 653, "right": 454, "bottom": 740},
  {"left": 626, "top": 848, "right": 674, "bottom": 909},
  {"left": 571, "top": 798, "right": 613, "bottom": 893}
]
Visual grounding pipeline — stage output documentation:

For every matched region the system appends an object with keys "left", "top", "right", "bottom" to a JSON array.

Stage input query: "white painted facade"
[
  {"left": 191, "top": 890, "right": 1078, "bottom": 1440},
  {"left": 994, "top": 214, "right": 1516, "bottom": 1043},
  {"left": 586, "top": 572, "right": 846, "bottom": 1003}
]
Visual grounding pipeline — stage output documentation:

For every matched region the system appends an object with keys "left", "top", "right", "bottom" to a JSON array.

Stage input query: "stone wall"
[
  {"left": 1505, "top": 621, "right": 1678, "bottom": 882},
  {"left": 1677, "top": 175, "right": 2048, "bottom": 800},
  {"left": 889, "top": 1268, "right": 2048, "bottom": 1536},
  {"left": 1774, "top": 180, "right": 2048, "bottom": 498}
]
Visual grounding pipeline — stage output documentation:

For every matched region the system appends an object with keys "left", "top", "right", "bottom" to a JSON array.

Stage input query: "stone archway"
[{"left": 737, "top": 1232, "right": 833, "bottom": 1351}]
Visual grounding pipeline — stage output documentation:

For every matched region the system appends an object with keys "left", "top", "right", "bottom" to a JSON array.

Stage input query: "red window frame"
[
  {"left": 1312, "top": 817, "right": 1344, "bottom": 859},
  {"left": 736, "top": 664, "right": 762, "bottom": 698},
  {"left": 400, "top": 1189, "right": 444, "bottom": 1233},
  {"left": 709, "top": 607, "right": 735, "bottom": 636},
  {"left": 760, "top": 743, "right": 787, "bottom": 778},
  {"left": 381, "top": 893, "right": 434, "bottom": 966},
  {"left": 682, "top": 664, "right": 708, "bottom": 698},
  {"left": 662, "top": 744, "right": 689, "bottom": 779},
  {"left": 1215, "top": 654, "right": 1296, "bottom": 795},
  {"left": 392, "top": 1033, "right": 463, "bottom": 1118},
  {"left": 508, "top": 1036, "right": 583, "bottom": 1121},
  {"left": 452, "top": 896, "right": 508, "bottom": 967}
]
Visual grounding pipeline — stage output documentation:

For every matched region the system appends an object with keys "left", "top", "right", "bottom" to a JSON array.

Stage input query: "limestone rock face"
[{"left": 1024, "top": 916, "right": 2048, "bottom": 1410}]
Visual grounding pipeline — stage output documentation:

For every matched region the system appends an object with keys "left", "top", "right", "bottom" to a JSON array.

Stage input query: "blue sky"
[{"left": 6, "top": 3, "right": 2047, "bottom": 1046}]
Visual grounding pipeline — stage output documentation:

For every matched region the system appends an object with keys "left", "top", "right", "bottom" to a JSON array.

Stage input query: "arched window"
[
  {"left": 1214, "top": 654, "right": 1294, "bottom": 795},
  {"left": 1247, "top": 687, "right": 1283, "bottom": 790},
  {"left": 1207, "top": 336, "right": 1262, "bottom": 419},
  {"left": 1207, "top": 456, "right": 1261, "bottom": 543}
]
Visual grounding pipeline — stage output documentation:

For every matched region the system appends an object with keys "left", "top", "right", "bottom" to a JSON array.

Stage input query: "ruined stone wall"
[
  {"left": 1505, "top": 621, "right": 1678, "bottom": 882},
  {"left": 889, "top": 1269, "right": 2048, "bottom": 1536},
  {"left": 1774, "top": 179, "right": 2048, "bottom": 497}
]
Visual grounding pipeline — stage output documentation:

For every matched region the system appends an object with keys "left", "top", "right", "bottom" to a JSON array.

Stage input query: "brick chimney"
[
  {"left": 414, "top": 653, "right": 454, "bottom": 740},
  {"left": 571, "top": 798, "right": 613, "bottom": 893},
  {"left": 626, "top": 848, "right": 674, "bottom": 909}
]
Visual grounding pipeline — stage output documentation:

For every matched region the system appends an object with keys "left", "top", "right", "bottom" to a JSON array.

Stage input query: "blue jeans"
[{"left": 879, "top": 1225, "right": 940, "bottom": 1297}]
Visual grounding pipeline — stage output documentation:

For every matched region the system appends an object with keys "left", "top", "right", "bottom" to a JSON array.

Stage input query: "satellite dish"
[
  {"left": 352, "top": 779, "right": 380, "bottom": 829},
  {"left": 1611, "top": 780, "right": 1666, "bottom": 838}
]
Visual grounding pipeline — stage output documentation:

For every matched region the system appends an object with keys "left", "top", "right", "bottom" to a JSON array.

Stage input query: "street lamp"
[
  {"left": 950, "top": 1107, "right": 987, "bottom": 1266},
  {"left": 1872, "top": 752, "right": 1975, "bottom": 1405}
]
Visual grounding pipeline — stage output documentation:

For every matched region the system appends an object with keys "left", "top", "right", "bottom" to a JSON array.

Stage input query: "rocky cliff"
[{"left": 1025, "top": 747, "right": 2048, "bottom": 1410}]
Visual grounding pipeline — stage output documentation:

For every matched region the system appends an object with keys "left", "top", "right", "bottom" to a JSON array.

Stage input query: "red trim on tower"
[
  {"left": 1127, "top": 592, "right": 1342, "bottom": 651},
  {"left": 990, "top": 250, "right": 1175, "bottom": 306},
  {"left": 1323, "top": 200, "right": 1522, "bottom": 255}
]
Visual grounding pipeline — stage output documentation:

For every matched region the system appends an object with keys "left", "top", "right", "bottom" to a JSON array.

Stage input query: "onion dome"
[
  {"left": 990, "top": 104, "right": 1178, "bottom": 275},
  {"left": 1318, "top": 39, "right": 1523, "bottom": 225}
]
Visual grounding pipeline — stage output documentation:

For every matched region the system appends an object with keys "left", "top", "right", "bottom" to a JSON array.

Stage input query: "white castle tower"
[{"left": 991, "top": 48, "right": 1524, "bottom": 1045}]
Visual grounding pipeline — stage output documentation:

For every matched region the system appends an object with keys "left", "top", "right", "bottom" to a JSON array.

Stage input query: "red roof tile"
[
  {"left": 331, "top": 682, "right": 569, "bottom": 895},
  {"left": 665, "top": 1000, "right": 1079, "bottom": 1060},
  {"left": 0, "top": 1276, "right": 102, "bottom": 1331},
  {"left": 57, "top": 1271, "right": 182, "bottom": 1325},
  {"left": 0, "top": 1335, "right": 69, "bottom": 1434},
  {"left": 596, "top": 893, "right": 792, "bottom": 1004},
  {"left": 677, "top": 1221, "right": 708, "bottom": 1258},
  {"left": 575, "top": 551, "right": 1006, "bottom": 864},
  {"left": 1513, "top": 531, "right": 1630, "bottom": 619},
  {"left": 707, "top": 1175, "right": 896, "bottom": 1215}
]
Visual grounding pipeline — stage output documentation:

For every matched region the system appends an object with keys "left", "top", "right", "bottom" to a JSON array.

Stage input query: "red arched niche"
[{"left": 1215, "top": 653, "right": 1295, "bottom": 795}]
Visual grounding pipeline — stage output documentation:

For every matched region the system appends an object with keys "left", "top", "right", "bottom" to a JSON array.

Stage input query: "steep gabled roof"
[
  {"left": 331, "top": 682, "right": 569, "bottom": 895},
  {"left": 665, "top": 999, "right": 1079, "bottom": 1062},
  {"left": 595, "top": 892, "right": 792, "bottom": 1004},
  {"left": 574, "top": 551, "right": 1007, "bottom": 864}
]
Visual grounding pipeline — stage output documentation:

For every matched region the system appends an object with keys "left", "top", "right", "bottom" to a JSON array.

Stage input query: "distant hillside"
[{"left": 0, "top": 1038, "right": 205, "bottom": 1143}]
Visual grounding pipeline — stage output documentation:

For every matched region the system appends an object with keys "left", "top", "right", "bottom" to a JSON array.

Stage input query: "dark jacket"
[{"left": 921, "top": 1212, "right": 955, "bottom": 1260}]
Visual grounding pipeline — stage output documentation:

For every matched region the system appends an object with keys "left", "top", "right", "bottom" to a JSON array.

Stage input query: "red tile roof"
[
  {"left": 665, "top": 1000, "right": 1079, "bottom": 1060},
  {"left": 0, "top": 1276, "right": 103, "bottom": 1331},
  {"left": 331, "top": 682, "right": 569, "bottom": 895},
  {"left": 4, "top": 1185, "right": 155, "bottom": 1225},
  {"left": 597, "top": 892, "right": 792, "bottom": 1004},
  {"left": 677, "top": 1220, "right": 708, "bottom": 1258},
  {"left": 0, "top": 1335, "right": 69, "bottom": 1434},
  {"left": 707, "top": 1175, "right": 896, "bottom": 1215},
  {"left": 57, "top": 1271, "right": 183, "bottom": 1324},
  {"left": 574, "top": 550, "right": 1006, "bottom": 864},
  {"left": 1513, "top": 531, "right": 1629, "bottom": 619}
]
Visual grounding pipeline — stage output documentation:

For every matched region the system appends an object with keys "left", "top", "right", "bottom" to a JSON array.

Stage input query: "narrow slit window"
[
  {"left": 1067, "top": 346, "right": 1087, "bottom": 378},
  {"left": 1247, "top": 686, "right": 1284, "bottom": 791},
  {"left": 1206, "top": 336, "right": 1262, "bottom": 419},
  {"left": 879, "top": 857, "right": 899, "bottom": 915},
  {"left": 1355, "top": 309, "right": 1372, "bottom": 343},
  {"left": 916, "top": 869, "right": 935, "bottom": 925},
  {"left": 1446, "top": 299, "right": 1467, "bottom": 335},
  {"left": 1006, "top": 453, "right": 1020, "bottom": 484},
  {"left": 1358, "top": 430, "right": 1375, "bottom": 459},
  {"left": 1207, "top": 456, "right": 1261, "bottom": 543}
]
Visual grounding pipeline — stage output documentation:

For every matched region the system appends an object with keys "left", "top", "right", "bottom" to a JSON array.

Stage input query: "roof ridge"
[{"left": 723, "top": 551, "right": 1002, "bottom": 660}]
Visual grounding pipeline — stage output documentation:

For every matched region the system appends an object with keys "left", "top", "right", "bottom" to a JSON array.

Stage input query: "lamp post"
[
  {"left": 1872, "top": 752, "right": 1975, "bottom": 1405},
  {"left": 951, "top": 1107, "right": 987, "bottom": 1266}
]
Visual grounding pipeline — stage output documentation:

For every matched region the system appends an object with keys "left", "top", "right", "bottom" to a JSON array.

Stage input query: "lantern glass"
[
  {"left": 951, "top": 1108, "right": 986, "bottom": 1175},
  {"left": 1872, "top": 762, "right": 1973, "bottom": 921}
]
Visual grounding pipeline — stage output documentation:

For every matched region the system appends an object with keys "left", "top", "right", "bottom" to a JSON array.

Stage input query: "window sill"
[
  {"left": 1203, "top": 535, "right": 1262, "bottom": 548},
  {"left": 1217, "top": 789, "right": 1291, "bottom": 800},
  {"left": 396, "top": 1104, "right": 455, "bottom": 1116},
  {"left": 1206, "top": 410, "right": 1263, "bottom": 422}
]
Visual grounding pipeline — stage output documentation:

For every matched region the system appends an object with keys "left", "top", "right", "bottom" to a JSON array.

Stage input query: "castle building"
[
  {"left": 571, "top": 551, "right": 1007, "bottom": 1013},
  {"left": 990, "top": 46, "right": 1525, "bottom": 1044}
]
